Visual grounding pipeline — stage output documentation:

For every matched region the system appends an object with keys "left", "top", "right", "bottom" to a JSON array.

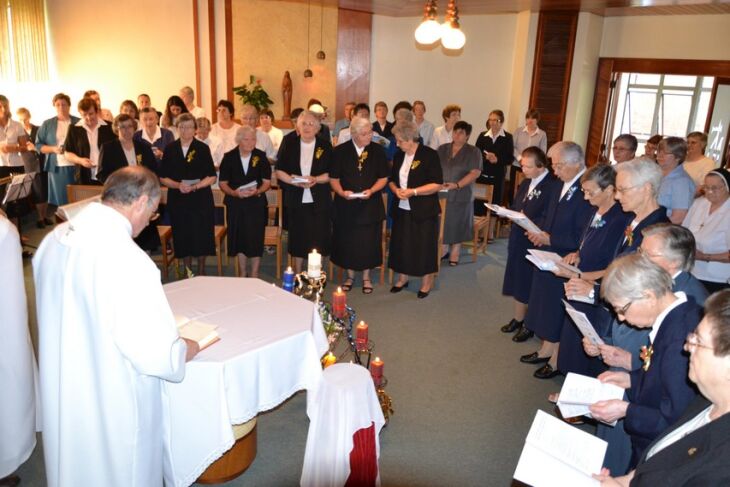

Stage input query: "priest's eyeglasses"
[
  {"left": 615, "top": 184, "right": 640, "bottom": 194},
  {"left": 685, "top": 332, "right": 714, "bottom": 352}
]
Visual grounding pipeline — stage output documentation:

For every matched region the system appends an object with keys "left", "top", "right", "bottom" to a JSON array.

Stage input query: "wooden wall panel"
[
  {"left": 585, "top": 58, "right": 615, "bottom": 166},
  {"left": 528, "top": 11, "right": 578, "bottom": 148},
  {"left": 335, "top": 8, "right": 372, "bottom": 120}
]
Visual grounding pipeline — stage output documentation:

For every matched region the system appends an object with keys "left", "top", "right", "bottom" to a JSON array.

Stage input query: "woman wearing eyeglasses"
[
  {"left": 588, "top": 254, "right": 701, "bottom": 470},
  {"left": 682, "top": 169, "right": 730, "bottom": 294},
  {"left": 595, "top": 289, "right": 730, "bottom": 486},
  {"left": 275, "top": 110, "right": 332, "bottom": 274}
]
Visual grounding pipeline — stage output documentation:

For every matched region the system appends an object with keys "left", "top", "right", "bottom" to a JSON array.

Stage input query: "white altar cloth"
[{"left": 161, "top": 276, "right": 328, "bottom": 487}]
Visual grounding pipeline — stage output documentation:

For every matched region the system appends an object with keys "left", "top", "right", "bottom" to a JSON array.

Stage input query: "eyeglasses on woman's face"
[{"left": 685, "top": 331, "right": 714, "bottom": 353}]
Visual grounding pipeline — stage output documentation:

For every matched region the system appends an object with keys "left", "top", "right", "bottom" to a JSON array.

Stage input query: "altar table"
[{"left": 161, "top": 276, "right": 328, "bottom": 487}]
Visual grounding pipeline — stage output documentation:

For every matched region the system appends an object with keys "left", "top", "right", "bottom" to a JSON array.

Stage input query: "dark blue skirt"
[
  {"left": 502, "top": 228, "right": 535, "bottom": 303},
  {"left": 524, "top": 270, "right": 568, "bottom": 342},
  {"left": 557, "top": 301, "right": 611, "bottom": 376}
]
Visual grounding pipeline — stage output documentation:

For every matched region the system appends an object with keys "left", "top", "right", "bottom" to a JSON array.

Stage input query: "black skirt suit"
[
  {"left": 159, "top": 139, "right": 217, "bottom": 258},
  {"left": 275, "top": 136, "right": 333, "bottom": 258},
  {"left": 63, "top": 121, "right": 116, "bottom": 185},
  {"left": 218, "top": 148, "right": 271, "bottom": 258},
  {"left": 388, "top": 144, "right": 444, "bottom": 276},
  {"left": 475, "top": 130, "right": 514, "bottom": 209},
  {"left": 331, "top": 141, "right": 389, "bottom": 270},
  {"left": 501, "top": 172, "right": 559, "bottom": 303},
  {"left": 97, "top": 139, "right": 160, "bottom": 251}
]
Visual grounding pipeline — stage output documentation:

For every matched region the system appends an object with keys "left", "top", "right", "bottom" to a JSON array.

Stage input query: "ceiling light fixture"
[
  {"left": 414, "top": 0, "right": 465, "bottom": 50},
  {"left": 414, "top": 0, "right": 441, "bottom": 45},
  {"left": 304, "top": 0, "right": 313, "bottom": 78},
  {"left": 440, "top": 0, "right": 465, "bottom": 50}
]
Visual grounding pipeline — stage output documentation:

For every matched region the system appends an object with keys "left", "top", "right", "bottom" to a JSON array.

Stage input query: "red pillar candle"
[
  {"left": 332, "top": 286, "right": 346, "bottom": 319},
  {"left": 370, "top": 356, "right": 384, "bottom": 385},
  {"left": 355, "top": 321, "right": 368, "bottom": 350}
]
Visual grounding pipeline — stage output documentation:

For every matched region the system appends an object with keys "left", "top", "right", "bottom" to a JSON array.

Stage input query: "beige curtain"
[
  {"left": 4, "top": 0, "right": 49, "bottom": 81},
  {"left": 0, "top": 0, "right": 12, "bottom": 80}
]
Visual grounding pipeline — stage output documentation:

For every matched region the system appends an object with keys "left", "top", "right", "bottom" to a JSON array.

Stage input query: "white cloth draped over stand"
[{"left": 301, "top": 363, "right": 385, "bottom": 487}]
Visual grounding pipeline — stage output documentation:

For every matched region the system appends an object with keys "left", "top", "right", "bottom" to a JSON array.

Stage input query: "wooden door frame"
[{"left": 585, "top": 58, "right": 730, "bottom": 165}]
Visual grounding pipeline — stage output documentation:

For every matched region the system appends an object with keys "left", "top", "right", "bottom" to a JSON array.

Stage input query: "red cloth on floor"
[{"left": 344, "top": 422, "right": 378, "bottom": 487}]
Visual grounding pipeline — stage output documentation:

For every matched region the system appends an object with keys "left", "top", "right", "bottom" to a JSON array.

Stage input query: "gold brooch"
[
  {"left": 251, "top": 155, "right": 260, "bottom": 168},
  {"left": 315, "top": 147, "right": 324, "bottom": 160},
  {"left": 411, "top": 160, "right": 421, "bottom": 170},
  {"left": 186, "top": 149, "right": 196, "bottom": 163},
  {"left": 640, "top": 344, "right": 653, "bottom": 371},
  {"left": 136, "top": 154, "right": 142, "bottom": 164},
  {"left": 358, "top": 150, "right": 368, "bottom": 172}
]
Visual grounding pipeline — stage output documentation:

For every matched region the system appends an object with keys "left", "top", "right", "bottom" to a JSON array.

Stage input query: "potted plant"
[{"left": 233, "top": 75, "right": 274, "bottom": 113}]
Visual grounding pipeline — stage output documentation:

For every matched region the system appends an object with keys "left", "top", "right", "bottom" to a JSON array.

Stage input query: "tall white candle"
[{"left": 308, "top": 249, "right": 321, "bottom": 278}]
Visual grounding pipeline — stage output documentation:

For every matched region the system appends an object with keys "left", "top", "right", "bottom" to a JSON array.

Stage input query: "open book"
[
  {"left": 485, "top": 203, "right": 541, "bottom": 233},
  {"left": 236, "top": 181, "right": 258, "bottom": 191},
  {"left": 526, "top": 249, "right": 582, "bottom": 276},
  {"left": 174, "top": 315, "right": 220, "bottom": 351},
  {"left": 56, "top": 195, "right": 102, "bottom": 222},
  {"left": 563, "top": 300, "right": 604, "bottom": 345},
  {"left": 556, "top": 372, "right": 625, "bottom": 426},
  {"left": 514, "top": 410, "right": 607, "bottom": 487}
]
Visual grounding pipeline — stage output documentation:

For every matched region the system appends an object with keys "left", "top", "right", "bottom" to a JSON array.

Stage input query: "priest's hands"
[
  {"left": 183, "top": 338, "right": 200, "bottom": 361},
  {"left": 582, "top": 337, "right": 601, "bottom": 357},
  {"left": 592, "top": 468, "right": 634, "bottom": 486}
]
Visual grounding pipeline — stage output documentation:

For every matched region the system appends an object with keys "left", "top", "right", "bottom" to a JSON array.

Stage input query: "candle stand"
[
  {"left": 296, "top": 270, "right": 394, "bottom": 425},
  {"left": 293, "top": 271, "right": 328, "bottom": 302}
]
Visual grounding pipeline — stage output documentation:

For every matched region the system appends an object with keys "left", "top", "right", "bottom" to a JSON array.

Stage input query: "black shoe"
[
  {"left": 417, "top": 290, "right": 430, "bottom": 299},
  {"left": 501, "top": 318, "right": 523, "bottom": 333},
  {"left": 390, "top": 281, "right": 409, "bottom": 293},
  {"left": 512, "top": 325, "right": 534, "bottom": 342},
  {"left": 44, "top": 217, "right": 54, "bottom": 226},
  {"left": 534, "top": 364, "right": 561, "bottom": 379},
  {"left": 520, "top": 352, "right": 549, "bottom": 364},
  {"left": 36, "top": 220, "right": 45, "bottom": 228},
  {"left": 441, "top": 252, "right": 450, "bottom": 261}
]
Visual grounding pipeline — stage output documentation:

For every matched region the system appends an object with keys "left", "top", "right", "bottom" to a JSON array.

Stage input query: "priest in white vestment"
[
  {"left": 0, "top": 211, "right": 39, "bottom": 485},
  {"left": 33, "top": 166, "right": 198, "bottom": 487}
]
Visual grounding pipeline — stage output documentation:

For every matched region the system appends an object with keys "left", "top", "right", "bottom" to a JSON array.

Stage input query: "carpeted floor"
[{"left": 15, "top": 222, "right": 571, "bottom": 487}]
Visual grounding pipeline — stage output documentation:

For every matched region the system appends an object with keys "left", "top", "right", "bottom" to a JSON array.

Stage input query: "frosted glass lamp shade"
[
  {"left": 415, "top": 19, "right": 441, "bottom": 45},
  {"left": 441, "top": 25, "right": 465, "bottom": 50}
]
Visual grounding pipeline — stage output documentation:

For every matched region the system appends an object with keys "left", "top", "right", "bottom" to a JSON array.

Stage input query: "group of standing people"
[{"left": 494, "top": 127, "right": 729, "bottom": 481}]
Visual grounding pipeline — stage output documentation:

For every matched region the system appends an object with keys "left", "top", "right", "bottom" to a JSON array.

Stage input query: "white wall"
[
  {"left": 4, "top": 0, "right": 197, "bottom": 122},
  {"left": 369, "top": 13, "right": 528, "bottom": 141},
  {"left": 506, "top": 11, "right": 538, "bottom": 134},
  {"left": 563, "top": 13, "right": 604, "bottom": 146},
  {"left": 600, "top": 14, "right": 730, "bottom": 60}
]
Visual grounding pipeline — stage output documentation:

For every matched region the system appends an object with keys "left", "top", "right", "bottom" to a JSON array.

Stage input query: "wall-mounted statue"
[{"left": 282, "top": 71, "right": 293, "bottom": 120}]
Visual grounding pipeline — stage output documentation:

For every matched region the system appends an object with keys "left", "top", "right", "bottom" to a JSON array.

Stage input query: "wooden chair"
[
  {"left": 468, "top": 183, "right": 494, "bottom": 261},
  {"left": 157, "top": 187, "right": 175, "bottom": 282},
  {"left": 264, "top": 188, "right": 284, "bottom": 279},
  {"left": 212, "top": 188, "right": 228, "bottom": 276}
]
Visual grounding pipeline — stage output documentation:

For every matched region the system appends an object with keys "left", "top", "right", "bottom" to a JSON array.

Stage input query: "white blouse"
[
  {"left": 300, "top": 140, "right": 316, "bottom": 204},
  {"left": 683, "top": 197, "right": 730, "bottom": 283},
  {"left": 398, "top": 153, "right": 415, "bottom": 211}
]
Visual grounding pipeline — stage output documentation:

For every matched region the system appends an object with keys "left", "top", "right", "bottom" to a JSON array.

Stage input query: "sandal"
[
  {"left": 449, "top": 260, "right": 458, "bottom": 267},
  {"left": 342, "top": 278, "right": 354, "bottom": 292},
  {"left": 362, "top": 279, "right": 373, "bottom": 295}
]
